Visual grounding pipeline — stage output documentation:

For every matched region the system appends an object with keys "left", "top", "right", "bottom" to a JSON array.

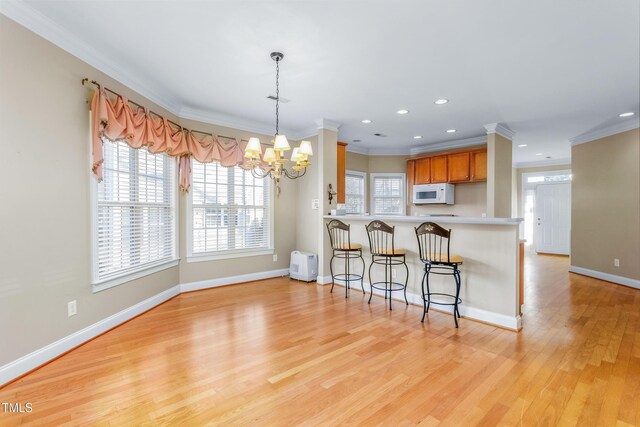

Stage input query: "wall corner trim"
[
  {"left": 569, "top": 266, "right": 640, "bottom": 289},
  {"left": 484, "top": 123, "right": 515, "bottom": 140},
  {"left": 314, "top": 119, "right": 341, "bottom": 132}
]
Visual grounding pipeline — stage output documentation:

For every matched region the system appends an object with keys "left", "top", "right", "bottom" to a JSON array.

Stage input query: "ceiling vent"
[{"left": 267, "top": 95, "right": 290, "bottom": 103}]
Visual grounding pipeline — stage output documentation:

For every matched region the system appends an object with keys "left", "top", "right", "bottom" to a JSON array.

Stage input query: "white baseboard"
[
  {"left": 332, "top": 279, "right": 521, "bottom": 331},
  {"left": 1, "top": 268, "right": 292, "bottom": 387},
  {"left": 569, "top": 266, "right": 640, "bottom": 289},
  {"left": 0, "top": 285, "right": 181, "bottom": 387},
  {"left": 316, "top": 275, "right": 333, "bottom": 285},
  {"left": 180, "top": 268, "right": 289, "bottom": 292}
]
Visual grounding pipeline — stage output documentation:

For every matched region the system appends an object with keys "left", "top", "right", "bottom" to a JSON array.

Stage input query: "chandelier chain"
[{"left": 275, "top": 58, "right": 280, "bottom": 136}]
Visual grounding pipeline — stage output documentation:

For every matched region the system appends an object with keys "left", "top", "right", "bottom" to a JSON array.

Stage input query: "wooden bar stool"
[
  {"left": 326, "top": 219, "right": 365, "bottom": 298},
  {"left": 415, "top": 222, "right": 464, "bottom": 327},
  {"left": 366, "top": 220, "right": 409, "bottom": 310}
]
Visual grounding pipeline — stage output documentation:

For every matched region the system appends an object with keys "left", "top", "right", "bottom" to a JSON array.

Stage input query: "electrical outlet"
[
  {"left": 67, "top": 300, "right": 77, "bottom": 317},
  {"left": 273, "top": 254, "right": 278, "bottom": 262},
  {"left": 392, "top": 269, "right": 397, "bottom": 279},
  {"left": 614, "top": 258, "right": 620, "bottom": 267},
  {"left": 481, "top": 213, "right": 487, "bottom": 218}
]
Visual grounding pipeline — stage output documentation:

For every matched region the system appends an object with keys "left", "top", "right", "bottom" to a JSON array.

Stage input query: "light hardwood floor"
[{"left": 1, "top": 252, "right": 639, "bottom": 426}]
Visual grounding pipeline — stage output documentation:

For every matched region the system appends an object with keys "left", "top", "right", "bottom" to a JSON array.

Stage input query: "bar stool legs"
[
  {"left": 420, "top": 264, "right": 463, "bottom": 328},
  {"left": 368, "top": 255, "right": 409, "bottom": 311},
  {"left": 329, "top": 249, "right": 365, "bottom": 299}
]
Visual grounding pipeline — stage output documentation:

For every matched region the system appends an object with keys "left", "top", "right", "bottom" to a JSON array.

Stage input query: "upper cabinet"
[
  {"left": 406, "top": 146, "right": 487, "bottom": 187},
  {"left": 414, "top": 157, "right": 431, "bottom": 184},
  {"left": 470, "top": 150, "right": 487, "bottom": 182},
  {"left": 431, "top": 155, "right": 448, "bottom": 183},
  {"left": 448, "top": 152, "right": 470, "bottom": 182},
  {"left": 337, "top": 142, "right": 347, "bottom": 204}
]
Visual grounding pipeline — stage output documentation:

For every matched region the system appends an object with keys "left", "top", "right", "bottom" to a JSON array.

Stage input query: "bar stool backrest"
[
  {"left": 366, "top": 220, "right": 395, "bottom": 256},
  {"left": 415, "top": 222, "right": 452, "bottom": 263},
  {"left": 326, "top": 219, "right": 351, "bottom": 250}
]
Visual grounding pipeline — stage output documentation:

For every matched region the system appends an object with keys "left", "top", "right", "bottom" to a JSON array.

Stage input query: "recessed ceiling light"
[
  {"left": 518, "top": 144, "right": 527, "bottom": 148},
  {"left": 361, "top": 119, "right": 372, "bottom": 124},
  {"left": 536, "top": 153, "right": 543, "bottom": 156},
  {"left": 353, "top": 139, "right": 361, "bottom": 143},
  {"left": 434, "top": 99, "right": 449, "bottom": 105},
  {"left": 396, "top": 109, "right": 409, "bottom": 115},
  {"left": 619, "top": 112, "right": 635, "bottom": 117},
  {"left": 413, "top": 135, "right": 422, "bottom": 140},
  {"left": 446, "top": 129, "right": 456, "bottom": 133}
]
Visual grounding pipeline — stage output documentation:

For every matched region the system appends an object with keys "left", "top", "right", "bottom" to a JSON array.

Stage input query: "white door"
[{"left": 535, "top": 183, "right": 571, "bottom": 255}]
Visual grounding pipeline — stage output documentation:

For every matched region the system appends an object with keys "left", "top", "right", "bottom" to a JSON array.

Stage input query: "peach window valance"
[{"left": 90, "top": 87, "right": 249, "bottom": 191}]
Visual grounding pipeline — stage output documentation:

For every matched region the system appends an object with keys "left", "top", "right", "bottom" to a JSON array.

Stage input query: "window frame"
[
  {"left": 186, "top": 160, "right": 275, "bottom": 263},
  {"left": 90, "top": 140, "right": 180, "bottom": 293},
  {"left": 369, "top": 172, "right": 407, "bottom": 216},
  {"left": 345, "top": 170, "right": 367, "bottom": 214}
]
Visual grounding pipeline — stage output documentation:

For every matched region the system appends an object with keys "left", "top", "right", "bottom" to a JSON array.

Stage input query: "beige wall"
[
  {"left": 0, "top": 16, "right": 300, "bottom": 367},
  {"left": 345, "top": 151, "right": 368, "bottom": 173},
  {"left": 410, "top": 183, "right": 487, "bottom": 217},
  {"left": 571, "top": 128, "right": 640, "bottom": 281},
  {"left": 176, "top": 118, "right": 297, "bottom": 284},
  {"left": 295, "top": 135, "right": 319, "bottom": 254},
  {"left": 487, "top": 133, "right": 513, "bottom": 217},
  {"left": 0, "top": 16, "right": 180, "bottom": 365}
]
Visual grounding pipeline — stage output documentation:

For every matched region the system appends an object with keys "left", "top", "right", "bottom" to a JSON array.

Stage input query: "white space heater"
[{"left": 289, "top": 251, "right": 318, "bottom": 282}]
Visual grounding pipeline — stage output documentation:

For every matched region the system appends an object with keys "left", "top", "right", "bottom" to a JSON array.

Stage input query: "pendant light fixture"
[{"left": 244, "top": 52, "right": 313, "bottom": 194}]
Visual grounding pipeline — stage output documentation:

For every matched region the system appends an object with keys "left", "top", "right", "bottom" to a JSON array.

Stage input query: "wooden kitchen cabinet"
[
  {"left": 406, "top": 145, "right": 487, "bottom": 187},
  {"left": 407, "top": 159, "right": 415, "bottom": 203},
  {"left": 337, "top": 142, "right": 347, "bottom": 204},
  {"left": 470, "top": 150, "right": 487, "bottom": 182},
  {"left": 430, "top": 156, "right": 448, "bottom": 183},
  {"left": 414, "top": 157, "right": 431, "bottom": 184},
  {"left": 448, "top": 152, "right": 471, "bottom": 182}
]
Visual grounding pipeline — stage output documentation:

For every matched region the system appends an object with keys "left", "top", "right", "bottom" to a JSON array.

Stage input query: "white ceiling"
[{"left": 5, "top": 0, "right": 640, "bottom": 164}]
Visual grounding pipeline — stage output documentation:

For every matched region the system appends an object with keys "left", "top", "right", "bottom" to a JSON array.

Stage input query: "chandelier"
[{"left": 244, "top": 52, "right": 313, "bottom": 187}]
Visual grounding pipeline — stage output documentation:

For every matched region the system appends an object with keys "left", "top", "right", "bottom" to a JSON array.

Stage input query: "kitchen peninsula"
[{"left": 324, "top": 214, "right": 523, "bottom": 330}]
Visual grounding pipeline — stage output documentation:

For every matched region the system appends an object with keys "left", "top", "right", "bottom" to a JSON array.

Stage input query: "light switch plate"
[{"left": 311, "top": 199, "right": 320, "bottom": 210}]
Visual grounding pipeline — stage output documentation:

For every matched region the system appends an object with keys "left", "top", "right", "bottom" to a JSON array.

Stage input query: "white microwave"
[{"left": 413, "top": 183, "right": 455, "bottom": 204}]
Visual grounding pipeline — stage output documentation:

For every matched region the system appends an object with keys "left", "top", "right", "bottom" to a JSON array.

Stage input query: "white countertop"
[{"left": 323, "top": 214, "right": 523, "bottom": 225}]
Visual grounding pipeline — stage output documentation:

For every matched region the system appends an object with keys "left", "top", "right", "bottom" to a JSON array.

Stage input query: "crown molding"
[
  {"left": 367, "top": 147, "right": 411, "bottom": 156},
  {"left": 409, "top": 135, "right": 487, "bottom": 156},
  {"left": 345, "top": 144, "right": 370, "bottom": 155},
  {"left": 293, "top": 126, "right": 320, "bottom": 141},
  {"left": 569, "top": 118, "right": 640, "bottom": 146},
  {"left": 0, "top": 1, "right": 325, "bottom": 141},
  {"left": 513, "top": 157, "right": 572, "bottom": 168},
  {"left": 0, "top": 1, "right": 182, "bottom": 115},
  {"left": 178, "top": 106, "right": 299, "bottom": 138},
  {"left": 314, "top": 119, "right": 341, "bottom": 132},
  {"left": 484, "top": 123, "right": 516, "bottom": 140}
]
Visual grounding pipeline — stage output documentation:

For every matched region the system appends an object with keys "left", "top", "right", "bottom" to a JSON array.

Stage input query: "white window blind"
[
  {"left": 95, "top": 141, "right": 177, "bottom": 284},
  {"left": 189, "top": 161, "right": 272, "bottom": 258},
  {"left": 345, "top": 171, "right": 366, "bottom": 214},
  {"left": 371, "top": 173, "right": 405, "bottom": 215}
]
